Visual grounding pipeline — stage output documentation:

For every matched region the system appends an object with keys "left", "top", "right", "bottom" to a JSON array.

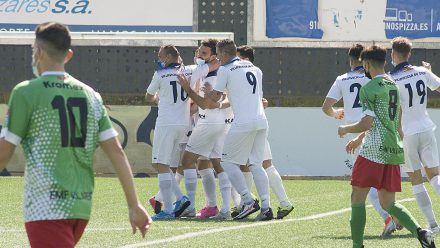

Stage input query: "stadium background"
[{"left": 1, "top": 0, "right": 440, "bottom": 177}]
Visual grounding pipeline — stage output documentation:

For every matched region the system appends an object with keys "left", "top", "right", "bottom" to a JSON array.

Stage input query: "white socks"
[
  {"left": 171, "top": 172, "right": 183, "bottom": 200},
  {"left": 243, "top": 172, "right": 253, "bottom": 191},
  {"left": 430, "top": 175, "right": 440, "bottom": 195},
  {"left": 231, "top": 188, "right": 241, "bottom": 208},
  {"left": 175, "top": 172, "right": 183, "bottom": 185},
  {"left": 199, "top": 168, "right": 217, "bottom": 207},
  {"left": 222, "top": 161, "right": 253, "bottom": 204},
  {"left": 218, "top": 172, "right": 232, "bottom": 213},
  {"left": 158, "top": 173, "right": 173, "bottom": 214},
  {"left": 367, "top": 188, "right": 390, "bottom": 220},
  {"left": 265, "top": 166, "right": 290, "bottom": 207},
  {"left": 413, "top": 183, "right": 438, "bottom": 228},
  {"left": 249, "top": 164, "right": 270, "bottom": 209},
  {"left": 184, "top": 169, "right": 198, "bottom": 209}
]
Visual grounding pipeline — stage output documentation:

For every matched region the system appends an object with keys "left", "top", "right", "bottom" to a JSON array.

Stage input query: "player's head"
[
  {"left": 33, "top": 22, "right": 73, "bottom": 75},
  {"left": 348, "top": 44, "right": 363, "bottom": 68},
  {"left": 216, "top": 39, "right": 237, "bottom": 65},
  {"left": 391, "top": 36, "right": 412, "bottom": 65},
  {"left": 360, "top": 45, "right": 387, "bottom": 79},
  {"left": 197, "top": 39, "right": 218, "bottom": 65},
  {"left": 158, "top": 44, "right": 180, "bottom": 67},
  {"left": 237, "top": 45, "right": 255, "bottom": 63}
]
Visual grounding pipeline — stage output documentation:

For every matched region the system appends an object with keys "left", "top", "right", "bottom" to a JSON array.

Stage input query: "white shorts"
[
  {"left": 152, "top": 125, "right": 187, "bottom": 166},
  {"left": 263, "top": 138, "right": 272, "bottom": 161},
  {"left": 186, "top": 123, "right": 226, "bottom": 159},
  {"left": 402, "top": 130, "right": 439, "bottom": 173},
  {"left": 222, "top": 127, "right": 267, "bottom": 166}
]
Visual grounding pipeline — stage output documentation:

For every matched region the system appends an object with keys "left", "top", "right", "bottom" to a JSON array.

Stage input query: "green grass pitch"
[{"left": 1, "top": 177, "right": 439, "bottom": 247}]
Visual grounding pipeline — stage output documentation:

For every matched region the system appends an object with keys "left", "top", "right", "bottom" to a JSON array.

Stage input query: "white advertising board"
[{"left": 0, "top": 0, "right": 193, "bottom": 32}]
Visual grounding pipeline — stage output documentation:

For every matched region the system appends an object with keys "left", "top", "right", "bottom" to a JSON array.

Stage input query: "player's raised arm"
[
  {"left": 177, "top": 74, "right": 220, "bottom": 110},
  {"left": 99, "top": 137, "right": 152, "bottom": 238}
]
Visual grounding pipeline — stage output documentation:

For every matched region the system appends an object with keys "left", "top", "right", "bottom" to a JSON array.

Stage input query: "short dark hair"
[
  {"left": 216, "top": 39, "right": 237, "bottom": 57},
  {"left": 391, "top": 37, "right": 412, "bottom": 56},
  {"left": 360, "top": 45, "right": 387, "bottom": 64},
  {"left": 348, "top": 44, "right": 364, "bottom": 60},
  {"left": 201, "top": 39, "right": 218, "bottom": 55},
  {"left": 35, "top": 22, "right": 71, "bottom": 60},
  {"left": 237, "top": 45, "right": 255, "bottom": 62},
  {"left": 160, "top": 44, "right": 180, "bottom": 59}
]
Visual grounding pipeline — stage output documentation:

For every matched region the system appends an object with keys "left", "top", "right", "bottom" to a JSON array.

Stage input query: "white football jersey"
[
  {"left": 390, "top": 62, "right": 440, "bottom": 136},
  {"left": 326, "top": 66, "right": 369, "bottom": 123},
  {"left": 197, "top": 70, "right": 225, "bottom": 124},
  {"left": 214, "top": 57, "right": 266, "bottom": 128},
  {"left": 147, "top": 63, "right": 209, "bottom": 127}
]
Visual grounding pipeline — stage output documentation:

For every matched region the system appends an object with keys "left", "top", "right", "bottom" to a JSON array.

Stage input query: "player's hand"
[
  {"left": 345, "top": 136, "right": 362, "bottom": 154},
  {"left": 176, "top": 74, "right": 191, "bottom": 90},
  {"left": 338, "top": 125, "right": 347, "bottom": 138},
  {"left": 422, "top": 61, "right": 432, "bottom": 71},
  {"left": 129, "top": 203, "right": 152, "bottom": 238},
  {"left": 262, "top": 98, "right": 269, "bottom": 108},
  {"left": 333, "top": 108, "right": 344, "bottom": 120}
]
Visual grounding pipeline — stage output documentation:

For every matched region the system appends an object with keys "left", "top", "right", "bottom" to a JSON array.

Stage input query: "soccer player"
[
  {"left": 323, "top": 44, "right": 398, "bottom": 236},
  {"left": 390, "top": 37, "right": 440, "bottom": 233},
  {"left": 236, "top": 45, "right": 294, "bottom": 219},
  {"left": 338, "top": 45, "right": 435, "bottom": 248},
  {"left": 179, "top": 39, "right": 272, "bottom": 221},
  {"left": 145, "top": 44, "right": 219, "bottom": 220},
  {"left": 0, "top": 22, "right": 151, "bottom": 247},
  {"left": 173, "top": 39, "right": 233, "bottom": 219}
]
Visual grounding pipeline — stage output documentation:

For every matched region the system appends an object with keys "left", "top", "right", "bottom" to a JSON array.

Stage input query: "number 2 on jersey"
[
  {"left": 349, "top": 83, "right": 362, "bottom": 108},
  {"left": 404, "top": 80, "right": 426, "bottom": 107},
  {"left": 52, "top": 96, "right": 88, "bottom": 147},
  {"left": 170, "top": 81, "right": 188, "bottom": 103},
  {"left": 246, "top": 72, "right": 257, "bottom": 94}
]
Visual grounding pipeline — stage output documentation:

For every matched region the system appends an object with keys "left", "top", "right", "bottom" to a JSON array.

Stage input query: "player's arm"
[
  {"left": 0, "top": 139, "right": 15, "bottom": 171},
  {"left": 177, "top": 74, "right": 220, "bottom": 110},
  {"left": 145, "top": 93, "right": 159, "bottom": 106},
  {"left": 345, "top": 132, "right": 365, "bottom": 154},
  {"left": 338, "top": 115, "right": 373, "bottom": 138},
  {"left": 145, "top": 72, "right": 160, "bottom": 106},
  {"left": 99, "top": 137, "right": 152, "bottom": 237},
  {"left": 322, "top": 97, "right": 344, "bottom": 120}
]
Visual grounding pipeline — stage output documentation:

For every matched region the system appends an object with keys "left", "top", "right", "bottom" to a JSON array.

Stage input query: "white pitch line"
[{"left": 121, "top": 198, "right": 415, "bottom": 248}]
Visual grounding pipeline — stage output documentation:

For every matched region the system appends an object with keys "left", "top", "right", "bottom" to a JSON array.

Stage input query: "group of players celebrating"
[{"left": 145, "top": 39, "right": 293, "bottom": 222}]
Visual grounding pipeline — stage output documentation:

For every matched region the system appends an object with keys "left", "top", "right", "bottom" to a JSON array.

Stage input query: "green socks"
[
  {"left": 351, "top": 203, "right": 366, "bottom": 248},
  {"left": 387, "top": 202, "right": 420, "bottom": 236}
]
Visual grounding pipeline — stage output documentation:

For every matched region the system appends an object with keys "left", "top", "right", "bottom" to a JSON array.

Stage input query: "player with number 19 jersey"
[
  {"left": 390, "top": 62, "right": 440, "bottom": 136},
  {"left": 0, "top": 72, "right": 117, "bottom": 222},
  {"left": 359, "top": 75, "right": 404, "bottom": 165},
  {"left": 326, "top": 66, "right": 369, "bottom": 123}
]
